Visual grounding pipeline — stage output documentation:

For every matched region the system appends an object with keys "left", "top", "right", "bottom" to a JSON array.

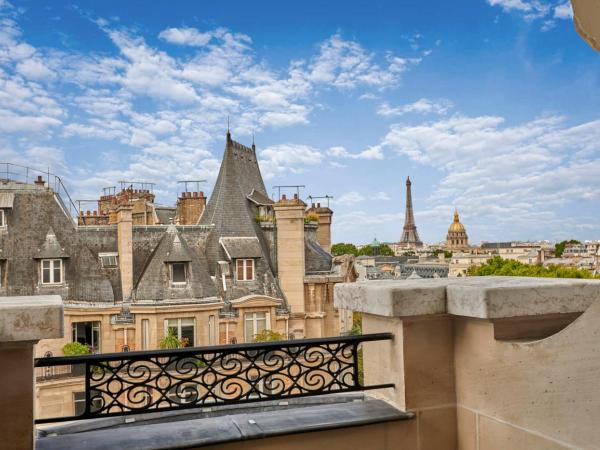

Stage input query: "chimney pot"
[
  {"left": 200, "top": 191, "right": 204, "bottom": 197},
  {"left": 293, "top": 193, "right": 298, "bottom": 200},
  {"left": 86, "top": 210, "right": 91, "bottom": 216},
  {"left": 93, "top": 210, "right": 97, "bottom": 216},
  {"left": 193, "top": 192, "right": 198, "bottom": 198},
  {"left": 317, "top": 202, "right": 321, "bottom": 208},
  {"left": 282, "top": 194, "right": 287, "bottom": 200}
]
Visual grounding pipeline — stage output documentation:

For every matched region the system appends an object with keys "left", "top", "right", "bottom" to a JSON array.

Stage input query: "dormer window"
[
  {"left": 170, "top": 262, "right": 187, "bottom": 285},
  {"left": 236, "top": 259, "right": 255, "bottom": 281},
  {"left": 99, "top": 252, "right": 118, "bottom": 268},
  {"left": 41, "top": 259, "right": 62, "bottom": 284}
]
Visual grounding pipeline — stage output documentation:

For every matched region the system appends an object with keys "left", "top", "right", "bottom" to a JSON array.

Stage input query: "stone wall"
[{"left": 335, "top": 277, "right": 600, "bottom": 449}]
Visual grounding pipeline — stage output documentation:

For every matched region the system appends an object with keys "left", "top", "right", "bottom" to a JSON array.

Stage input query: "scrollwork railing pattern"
[{"left": 34, "top": 333, "right": 393, "bottom": 424}]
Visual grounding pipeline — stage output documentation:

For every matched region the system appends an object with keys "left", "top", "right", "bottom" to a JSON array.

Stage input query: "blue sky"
[{"left": 1, "top": 0, "right": 599, "bottom": 245}]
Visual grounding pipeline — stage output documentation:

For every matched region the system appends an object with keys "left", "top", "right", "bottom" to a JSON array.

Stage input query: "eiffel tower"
[{"left": 399, "top": 176, "right": 423, "bottom": 248}]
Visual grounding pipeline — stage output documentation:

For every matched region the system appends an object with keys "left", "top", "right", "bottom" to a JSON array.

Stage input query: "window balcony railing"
[{"left": 34, "top": 333, "right": 394, "bottom": 424}]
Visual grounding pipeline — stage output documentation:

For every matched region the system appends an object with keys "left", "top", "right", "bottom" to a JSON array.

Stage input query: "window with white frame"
[
  {"left": 244, "top": 311, "right": 270, "bottom": 343},
  {"left": 236, "top": 259, "right": 255, "bottom": 281},
  {"left": 0, "top": 210, "right": 5, "bottom": 228},
  {"left": 169, "top": 262, "right": 187, "bottom": 285},
  {"left": 165, "top": 317, "right": 195, "bottom": 347},
  {"left": 41, "top": 259, "right": 62, "bottom": 284},
  {"left": 99, "top": 252, "right": 118, "bottom": 268}
]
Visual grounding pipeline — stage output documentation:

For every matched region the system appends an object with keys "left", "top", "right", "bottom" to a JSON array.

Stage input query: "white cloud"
[
  {"left": 377, "top": 98, "right": 453, "bottom": 117},
  {"left": 372, "top": 114, "right": 600, "bottom": 236},
  {"left": 308, "top": 34, "right": 420, "bottom": 89},
  {"left": 553, "top": 2, "right": 573, "bottom": 19},
  {"left": 158, "top": 27, "right": 212, "bottom": 47},
  {"left": 328, "top": 145, "right": 384, "bottom": 160},
  {"left": 486, "top": 0, "right": 573, "bottom": 28},
  {"left": 15, "top": 58, "right": 56, "bottom": 80},
  {"left": 336, "top": 191, "right": 365, "bottom": 205},
  {"left": 259, "top": 143, "right": 322, "bottom": 179}
]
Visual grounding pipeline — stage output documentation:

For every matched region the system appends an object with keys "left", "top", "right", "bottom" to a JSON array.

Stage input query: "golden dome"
[{"left": 448, "top": 210, "right": 466, "bottom": 233}]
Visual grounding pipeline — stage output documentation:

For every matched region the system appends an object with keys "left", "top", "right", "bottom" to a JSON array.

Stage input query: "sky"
[{"left": 1, "top": 0, "right": 599, "bottom": 245}]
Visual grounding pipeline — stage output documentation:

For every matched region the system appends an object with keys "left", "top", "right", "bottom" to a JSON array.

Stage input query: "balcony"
[{"left": 3, "top": 276, "right": 600, "bottom": 449}]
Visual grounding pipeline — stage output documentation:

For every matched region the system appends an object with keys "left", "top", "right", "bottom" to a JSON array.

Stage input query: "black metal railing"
[
  {"left": 34, "top": 333, "right": 393, "bottom": 424},
  {"left": 0, "top": 162, "right": 79, "bottom": 218}
]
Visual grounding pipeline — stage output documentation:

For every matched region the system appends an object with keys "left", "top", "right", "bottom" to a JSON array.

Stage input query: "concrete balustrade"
[
  {"left": 334, "top": 276, "right": 600, "bottom": 449},
  {"left": 0, "top": 295, "right": 63, "bottom": 450}
]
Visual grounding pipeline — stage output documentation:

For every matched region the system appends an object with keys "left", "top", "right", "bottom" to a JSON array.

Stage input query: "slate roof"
[
  {"left": 247, "top": 189, "right": 274, "bottom": 206},
  {"left": 134, "top": 226, "right": 216, "bottom": 300},
  {"left": 155, "top": 206, "right": 176, "bottom": 225},
  {"left": 306, "top": 239, "right": 332, "bottom": 273},
  {"left": 199, "top": 133, "right": 282, "bottom": 301},
  {"left": 164, "top": 231, "right": 193, "bottom": 262},
  {"left": 35, "top": 228, "right": 69, "bottom": 259},
  {"left": 219, "top": 237, "right": 263, "bottom": 259}
]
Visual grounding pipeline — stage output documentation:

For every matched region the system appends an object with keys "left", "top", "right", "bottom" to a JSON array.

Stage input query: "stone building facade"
[{"left": 0, "top": 133, "right": 356, "bottom": 420}]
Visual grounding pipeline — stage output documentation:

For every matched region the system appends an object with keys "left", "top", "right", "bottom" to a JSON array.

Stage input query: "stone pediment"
[{"left": 229, "top": 295, "right": 283, "bottom": 309}]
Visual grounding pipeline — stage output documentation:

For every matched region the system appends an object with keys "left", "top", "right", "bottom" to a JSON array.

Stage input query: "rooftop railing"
[
  {"left": 0, "top": 162, "right": 79, "bottom": 218},
  {"left": 34, "top": 333, "right": 394, "bottom": 424}
]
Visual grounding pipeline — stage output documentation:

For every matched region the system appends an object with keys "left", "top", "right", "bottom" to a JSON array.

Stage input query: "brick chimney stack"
[
  {"left": 306, "top": 203, "right": 333, "bottom": 253},
  {"left": 176, "top": 191, "right": 207, "bottom": 225}
]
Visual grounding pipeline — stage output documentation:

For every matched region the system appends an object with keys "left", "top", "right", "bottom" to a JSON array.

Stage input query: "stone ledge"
[
  {"left": 0, "top": 295, "right": 63, "bottom": 342},
  {"left": 36, "top": 398, "right": 412, "bottom": 450},
  {"left": 334, "top": 277, "right": 600, "bottom": 319}
]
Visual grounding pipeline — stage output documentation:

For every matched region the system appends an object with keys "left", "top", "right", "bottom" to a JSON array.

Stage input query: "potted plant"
[{"left": 62, "top": 342, "right": 90, "bottom": 377}]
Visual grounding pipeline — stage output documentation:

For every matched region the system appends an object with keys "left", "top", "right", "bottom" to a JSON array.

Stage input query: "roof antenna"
[
  {"left": 226, "top": 115, "right": 231, "bottom": 141},
  {"left": 252, "top": 129, "right": 255, "bottom": 151}
]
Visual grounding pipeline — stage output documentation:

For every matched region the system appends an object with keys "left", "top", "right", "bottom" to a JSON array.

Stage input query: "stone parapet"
[
  {"left": 334, "top": 276, "right": 600, "bottom": 319},
  {"left": 334, "top": 277, "right": 600, "bottom": 449},
  {"left": 0, "top": 295, "right": 63, "bottom": 450},
  {"left": 0, "top": 295, "right": 63, "bottom": 343}
]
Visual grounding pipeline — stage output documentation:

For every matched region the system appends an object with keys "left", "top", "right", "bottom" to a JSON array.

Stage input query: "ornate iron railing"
[{"left": 34, "top": 333, "right": 393, "bottom": 424}]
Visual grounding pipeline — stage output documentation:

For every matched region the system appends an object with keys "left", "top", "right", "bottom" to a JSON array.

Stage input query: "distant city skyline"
[{"left": 1, "top": 0, "right": 599, "bottom": 244}]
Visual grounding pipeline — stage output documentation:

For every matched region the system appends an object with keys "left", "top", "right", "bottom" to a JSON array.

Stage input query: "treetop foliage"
[
  {"left": 331, "top": 242, "right": 394, "bottom": 256},
  {"left": 554, "top": 239, "right": 581, "bottom": 258},
  {"left": 468, "top": 256, "right": 598, "bottom": 279}
]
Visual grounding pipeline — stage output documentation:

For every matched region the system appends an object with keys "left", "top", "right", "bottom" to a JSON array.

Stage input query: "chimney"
[
  {"left": 116, "top": 204, "right": 134, "bottom": 300},
  {"left": 176, "top": 191, "right": 207, "bottom": 225},
  {"left": 273, "top": 196, "right": 307, "bottom": 338},
  {"left": 311, "top": 204, "right": 333, "bottom": 254},
  {"left": 34, "top": 176, "right": 45, "bottom": 186}
]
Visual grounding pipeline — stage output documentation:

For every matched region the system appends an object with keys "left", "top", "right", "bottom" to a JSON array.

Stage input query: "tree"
[
  {"left": 468, "top": 256, "right": 598, "bottom": 279},
  {"left": 331, "top": 242, "right": 359, "bottom": 256},
  {"left": 554, "top": 239, "right": 580, "bottom": 257},
  {"left": 357, "top": 244, "right": 394, "bottom": 256}
]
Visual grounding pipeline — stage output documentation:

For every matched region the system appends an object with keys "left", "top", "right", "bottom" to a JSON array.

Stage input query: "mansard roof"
[
  {"left": 35, "top": 228, "right": 69, "bottom": 259},
  {"left": 133, "top": 226, "right": 216, "bottom": 300}
]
